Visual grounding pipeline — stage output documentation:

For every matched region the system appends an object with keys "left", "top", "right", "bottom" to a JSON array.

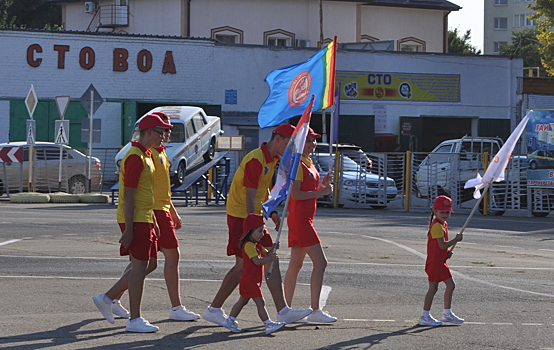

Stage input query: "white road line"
[
  {"left": 497, "top": 245, "right": 520, "bottom": 249},
  {"left": 0, "top": 239, "right": 21, "bottom": 246},
  {"left": 522, "top": 323, "right": 543, "bottom": 326},
  {"left": 538, "top": 249, "right": 554, "bottom": 252},
  {"left": 492, "top": 323, "right": 513, "bottom": 325}
]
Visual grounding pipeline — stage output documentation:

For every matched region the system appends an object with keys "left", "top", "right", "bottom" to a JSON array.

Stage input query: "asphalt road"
[{"left": 1, "top": 199, "right": 554, "bottom": 349}]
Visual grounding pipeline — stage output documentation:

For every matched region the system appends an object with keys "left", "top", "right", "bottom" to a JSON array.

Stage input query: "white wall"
[{"left": 0, "top": 101, "right": 10, "bottom": 143}]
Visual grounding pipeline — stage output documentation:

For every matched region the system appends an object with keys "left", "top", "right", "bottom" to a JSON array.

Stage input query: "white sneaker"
[
  {"left": 265, "top": 321, "right": 285, "bottom": 335},
  {"left": 277, "top": 307, "right": 313, "bottom": 324},
  {"left": 92, "top": 294, "right": 115, "bottom": 324},
  {"left": 223, "top": 318, "right": 242, "bottom": 333},
  {"left": 126, "top": 317, "right": 159, "bottom": 333},
  {"left": 202, "top": 307, "right": 228, "bottom": 326},
  {"left": 169, "top": 306, "right": 201, "bottom": 321},
  {"left": 112, "top": 300, "right": 130, "bottom": 319},
  {"left": 306, "top": 309, "right": 337, "bottom": 323},
  {"left": 440, "top": 313, "right": 464, "bottom": 324},
  {"left": 418, "top": 315, "right": 442, "bottom": 326}
]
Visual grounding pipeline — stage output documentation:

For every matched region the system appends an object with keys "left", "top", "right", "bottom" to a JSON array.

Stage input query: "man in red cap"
[
  {"left": 93, "top": 114, "right": 173, "bottom": 333},
  {"left": 202, "top": 124, "right": 313, "bottom": 330}
]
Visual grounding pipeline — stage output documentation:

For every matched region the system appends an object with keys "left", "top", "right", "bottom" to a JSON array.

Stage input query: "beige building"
[
  {"left": 484, "top": 0, "right": 537, "bottom": 55},
  {"left": 52, "top": 0, "right": 460, "bottom": 53}
]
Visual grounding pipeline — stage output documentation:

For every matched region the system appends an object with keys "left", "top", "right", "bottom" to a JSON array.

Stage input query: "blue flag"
[{"left": 262, "top": 96, "right": 314, "bottom": 218}]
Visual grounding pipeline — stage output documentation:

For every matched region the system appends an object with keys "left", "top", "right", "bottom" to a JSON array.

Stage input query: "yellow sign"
[{"left": 336, "top": 71, "right": 460, "bottom": 102}]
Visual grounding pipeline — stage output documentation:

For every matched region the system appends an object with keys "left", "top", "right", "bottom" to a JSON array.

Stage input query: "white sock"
[
  {"left": 228, "top": 316, "right": 236, "bottom": 322},
  {"left": 172, "top": 306, "right": 182, "bottom": 311},
  {"left": 103, "top": 295, "right": 112, "bottom": 304},
  {"left": 278, "top": 306, "right": 290, "bottom": 315},
  {"left": 263, "top": 319, "right": 272, "bottom": 325},
  {"left": 208, "top": 306, "right": 221, "bottom": 312},
  {"left": 444, "top": 309, "right": 452, "bottom": 316},
  {"left": 112, "top": 299, "right": 120, "bottom": 304},
  {"left": 422, "top": 310, "right": 430, "bottom": 318}
]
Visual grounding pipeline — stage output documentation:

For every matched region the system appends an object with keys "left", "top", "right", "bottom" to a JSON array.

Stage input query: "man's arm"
[
  {"left": 119, "top": 186, "right": 137, "bottom": 248},
  {"left": 169, "top": 201, "right": 182, "bottom": 230}
]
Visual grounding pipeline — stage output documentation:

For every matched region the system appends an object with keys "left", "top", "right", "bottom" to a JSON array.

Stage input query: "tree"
[
  {"left": 530, "top": 0, "right": 554, "bottom": 76},
  {"left": 448, "top": 28, "right": 481, "bottom": 55},
  {"left": 498, "top": 29, "right": 544, "bottom": 76},
  {"left": 0, "top": 0, "right": 60, "bottom": 29}
]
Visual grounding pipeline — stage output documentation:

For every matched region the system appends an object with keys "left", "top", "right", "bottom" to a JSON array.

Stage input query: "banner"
[{"left": 526, "top": 110, "right": 554, "bottom": 188}]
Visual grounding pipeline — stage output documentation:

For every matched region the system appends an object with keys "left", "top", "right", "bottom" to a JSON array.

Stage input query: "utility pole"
[{"left": 319, "top": 0, "right": 324, "bottom": 48}]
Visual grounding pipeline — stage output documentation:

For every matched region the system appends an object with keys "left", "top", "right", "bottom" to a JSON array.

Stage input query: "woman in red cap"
[
  {"left": 226, "top": 214, "right": 286, "bottom": 335},
  {"left": 418, "top": 195, "right": 464, "bottom": 327},
  {"left": 284, "top": 128, "right": 337, "bottom": 323}
]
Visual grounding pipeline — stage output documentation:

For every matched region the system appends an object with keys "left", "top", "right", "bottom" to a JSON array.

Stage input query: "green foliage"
[
  {"left": 1, "top": 0, "right": 61, "bottom": 30},
  {"left": 498, "top": 29, "right": 544, "bottom": 74},
  {"left": 530, "top": 0, "right": 554, "bottom": 76},
  {"left": 448, "top": 28, "right": 481, "bottom": 55}
]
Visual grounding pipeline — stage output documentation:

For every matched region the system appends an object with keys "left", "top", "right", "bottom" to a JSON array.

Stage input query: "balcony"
[{"left": 87, "top": 5, "right": 129, "bottom": 32}]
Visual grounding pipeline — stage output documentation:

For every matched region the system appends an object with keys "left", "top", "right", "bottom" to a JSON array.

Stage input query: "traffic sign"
[
  {"left": 55, "top": 95, "right": 71, "bottom": 120},
  {"left": 55, "top": 120, "right": 70, "bottom": 145},
  {"left": 0, "top": 147, "right": 23, "bottom": 163},
  {"left": 26, "top": 119, "right": 36, "bottom": 145},
  {"left": 79, "top": 84, "right": 103, "bottom": 116},
  {"left": 25, "top": 84, "right": 38, "bottom": 119},
  {"left": 81, "top": 118, "right": 101, "bottom": 143}
]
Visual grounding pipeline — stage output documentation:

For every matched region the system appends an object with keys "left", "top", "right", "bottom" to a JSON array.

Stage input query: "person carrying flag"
[
  {"left": 283, "top": 128, "right": 337, "bottom": 323},
  {"left": 202, "top": 124, "right": 313, "bottom": 329}
]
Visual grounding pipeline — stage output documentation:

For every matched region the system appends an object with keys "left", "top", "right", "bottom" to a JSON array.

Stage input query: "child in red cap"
[
  {"left": 419, "top": 195, "right": 464, "bottom": 327},
  {"left": 225, "top": 214, "right": 286, "bottom": 335}
]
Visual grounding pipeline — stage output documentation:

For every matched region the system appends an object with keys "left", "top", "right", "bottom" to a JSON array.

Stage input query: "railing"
[{"left": 87, "top": 5, "right": 129, "bottom": 32}]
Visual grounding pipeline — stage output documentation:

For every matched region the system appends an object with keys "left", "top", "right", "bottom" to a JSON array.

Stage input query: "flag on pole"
[
  {"left": 262, "top": 96, "right": 315, "bottom": 218},
  {"left": 464, "top": 111, "right": 532, "bottom": 199},
  {"left": 258, "top": 38, "right": 337, "bottom": 129}
]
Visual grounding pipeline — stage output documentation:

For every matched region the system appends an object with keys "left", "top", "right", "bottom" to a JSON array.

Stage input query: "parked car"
[
  {"left": 315, "top": 143, "right": 372, "bottom": 170},
  {"left": 527, "top": 150, "right": 554, "bottom": 170},
  {"left": 415, "top": 136, "right": 503, "bottom": 201},
  {"left": 310, "top": 152, "right": 397, "bottom": 209},
  {"left": 0, "top": 142, "right": 102, "bottom": 195},
  {"left": 115, "top": 106, "right": 223, "bottom": 186}
]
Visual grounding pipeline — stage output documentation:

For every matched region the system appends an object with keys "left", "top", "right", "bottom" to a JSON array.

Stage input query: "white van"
[
  {"left": 415, "top": 136, "right": 503, "bottom": 201},
  {"left": 115, "top": 106, "right": 223, "bottom": 186}
]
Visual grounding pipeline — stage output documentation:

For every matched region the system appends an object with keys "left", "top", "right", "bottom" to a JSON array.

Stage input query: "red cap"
[
  {"left": 138, "top": 114, "right": 173, "bottom": 131},
  {"left": 240, "top": 214, "right": 265, "bottom": 241},
  {"left": 306, "top": 127, "right": 321, "bottom": 139},
  {"left": 151, "top": 111, "right": 170, "bottom": 122},
  {"left": 433, "top": 195, "right": 454, "bottom": 212},
  {"left": 272, "top": 124, "right": 295, "bottom": 137}
]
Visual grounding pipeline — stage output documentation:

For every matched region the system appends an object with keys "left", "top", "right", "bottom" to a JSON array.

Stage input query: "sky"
[{"left": 448, "top": 0, "right": 484, "bottom": 52}]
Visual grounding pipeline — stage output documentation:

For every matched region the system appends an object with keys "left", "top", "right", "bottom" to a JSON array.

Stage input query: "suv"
[{"left": 415, "top": 136, "right": 503, "bottom": 201}]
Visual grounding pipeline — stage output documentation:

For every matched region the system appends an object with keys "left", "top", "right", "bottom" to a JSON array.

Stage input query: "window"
[
  {"left": 397, "top": 37, "right": 426, "bottom": 52},
  {"left": 495, "top": 0, "right": 508, "bottom": 5},
  {"left": 167, "top": 123, "right": 185, "bottom": 143},
  {"left": 494, "top": 41, "right": 508, "bottom": 54},
  {"left": 192, "top": 113, "right": 206, "bottom": 132},
  {"left": 515, "top": 14, "right": 536, "bottom": 27},
  {"left": 494, "top": 17, "right": 508, "bottom": 30},
  {"left": 264, "top": 29, "right": 295, "bottom": 47},
  {"left": 525, "top": 16, "right": 536, "bottom": 27},
  {"left": 211, "top": 26, "right": 243, "bottom": 44},
  {"left": 185, "top": 120, "right": 195, "bottom": 141}
]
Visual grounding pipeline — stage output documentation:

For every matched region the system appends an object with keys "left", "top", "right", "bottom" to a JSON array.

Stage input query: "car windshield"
[
  {"left": 129, "top": 123, "right": 185, "bottom": 143},
  {"left": 312, "top": 154, "right": 361, "bottom": 172}
]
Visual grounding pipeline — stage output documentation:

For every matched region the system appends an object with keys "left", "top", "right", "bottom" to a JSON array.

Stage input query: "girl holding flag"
[{"left": 283, "top": 128, "right": 337, "bottom": 323}]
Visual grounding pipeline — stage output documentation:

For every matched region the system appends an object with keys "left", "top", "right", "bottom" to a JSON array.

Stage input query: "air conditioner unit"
[
  {"left": 296, "top": 39, "right": 310, "bottom": 48},
  {"left": 84, "top": 2, "right": 96, "bottom": 13}
]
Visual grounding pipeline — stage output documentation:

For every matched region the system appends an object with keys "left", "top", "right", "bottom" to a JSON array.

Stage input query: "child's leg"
[
  {"left": 252, "top": 296, "right": 270, "bottom": 322},
  {"left": 304, "top": 244, "right": 328, "bottom": 310},
  {"left": 423, "top": 281, "right": 439, "bottom": 312},
  {"left": 229, "top": 296, "right": 249, "bottom": 319},
  {"left": 284, "top": 245, "right": 306, "bottom": 307},
  {"left": 442, "top": 278, "right": 456, "bottom": 310}
]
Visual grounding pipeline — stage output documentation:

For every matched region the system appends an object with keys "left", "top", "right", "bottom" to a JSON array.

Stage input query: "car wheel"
[
  {"left": 203, "top": 138, "right": 216, "bottom": 162},
  {"left": 173, "top": 161, "right": 187, "bottom": 187},
  {"left": 529, "top": 161, "right": 537, "bottom": 170},
  {"left": 370, "top": 205, "right": 387, "bottom": 209},
  {"left": 69, "top": 175, "right": 87, "bottom": 194},
  {"left": 531, "top": 211, "right": 549, "bottom": 217}
]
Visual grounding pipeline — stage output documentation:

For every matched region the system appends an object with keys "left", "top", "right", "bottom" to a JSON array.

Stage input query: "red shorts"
[
  {"left": 154, "top": 210, "right": 179, "bottom": 250},
  {"left": 425, "top": 261, "right": 452, "bottom": 283},
  {"left": 226, "top": 215, "right": 273, "bottom": 257},
  {"left": 240, "top": 278, "right": 263, "bottom": 298},
  {"left": 119, "top": 222, "right": 158, "bottom": 261}
]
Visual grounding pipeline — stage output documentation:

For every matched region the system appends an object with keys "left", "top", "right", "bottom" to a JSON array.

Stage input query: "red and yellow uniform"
[
  {"left": 425, "top": 218, "right": 452, "bottom": 283},
  {"left": 117, "top": 141, "right": 157, "bottom": 260},
  {"left": 226, "top": 143, "right": 276, "bottom": 256},
  {"left": 239, "top": 241, "right": 268, "bottom": 298},
  {"left": 151, "top": 146, "right": 179, "bottom": 250},
  {"left": 287, "top": 156, "right": 321, "bottom": 247}
]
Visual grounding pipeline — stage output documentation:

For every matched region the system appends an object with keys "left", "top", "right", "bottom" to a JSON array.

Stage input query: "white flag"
[{"left": 464, "top": 111, "right": 532, "bottom": 199}]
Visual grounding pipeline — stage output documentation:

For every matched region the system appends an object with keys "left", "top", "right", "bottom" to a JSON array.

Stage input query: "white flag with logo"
[{"left": 464, "top": 111, "right": 532, "bottom": 199}]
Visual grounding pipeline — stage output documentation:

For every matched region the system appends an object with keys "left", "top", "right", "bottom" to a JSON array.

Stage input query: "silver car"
[{"left": 0, "top": 142, "right": 102, "bottom": 195}]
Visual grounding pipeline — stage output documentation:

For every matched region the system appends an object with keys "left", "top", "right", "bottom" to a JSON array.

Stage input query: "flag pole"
[
  {"left": 266, "top": 179, "right": 294, "bottom": 277},
  {"left": 452, "top": 183, "right": 491, "bottom": 251}
]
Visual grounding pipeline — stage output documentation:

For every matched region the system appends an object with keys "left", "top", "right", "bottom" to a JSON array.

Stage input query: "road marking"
[
  {"left": 0, "top": 239, "right": 21, "bottom": 246},
  {"left": 492, "top": 323, "right": 513, "bottom": 325},
  {"left": 538, "top": 249, "right": 554, "bottom": 252},
  {"left": 497, "top": 245, "right": 520, "bottom": 249},
  {"left": 522, "top": 323, "right": 543, "bottom": 326}
]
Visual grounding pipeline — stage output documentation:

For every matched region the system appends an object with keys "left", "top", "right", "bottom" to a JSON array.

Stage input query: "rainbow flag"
[{"left": 258, "top": 38, "right": 337, "bottom": 129}]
